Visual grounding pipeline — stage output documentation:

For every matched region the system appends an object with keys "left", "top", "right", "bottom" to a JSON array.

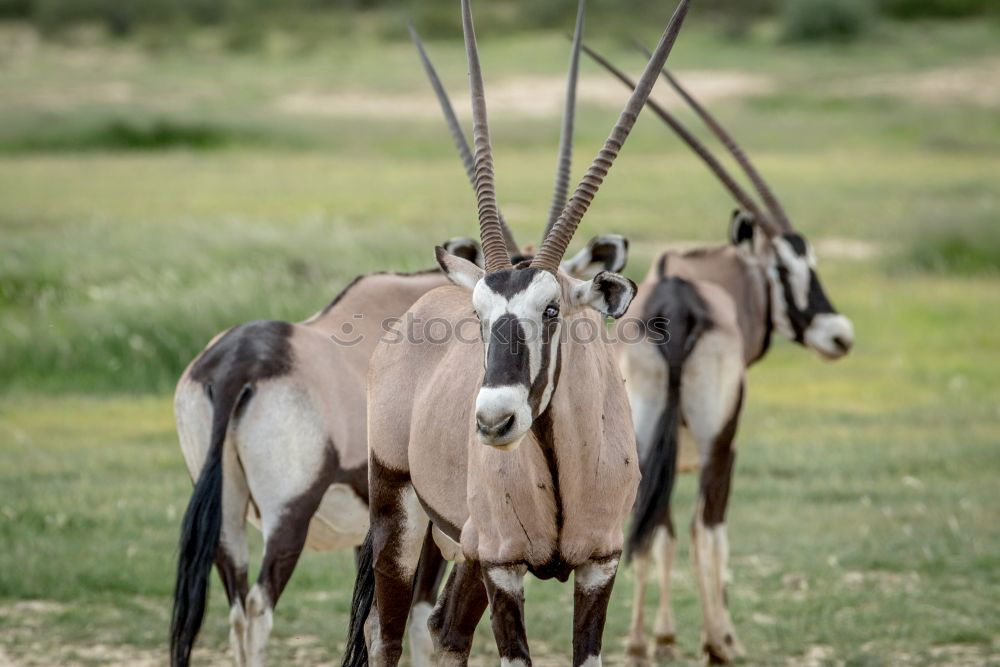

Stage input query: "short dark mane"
[
  {"left": 681, "top": 244, "right": 727, "bottom": 259},
  {"left": 312, "top": 267, "right": 442, "bottom": 320}
]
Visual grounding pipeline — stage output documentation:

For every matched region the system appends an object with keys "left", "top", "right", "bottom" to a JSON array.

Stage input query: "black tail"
[
  {"left": 627, "top": 277, "right": 711, "bottom": 559},
  {"left": 342, "top": 529, "right": 375, "bottom": 667},
  {"left": 170, "top": 381, "right": 248, "bottom": 667}
]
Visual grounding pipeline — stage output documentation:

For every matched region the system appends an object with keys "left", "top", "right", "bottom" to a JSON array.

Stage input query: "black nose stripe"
[{"left": 483, "top": 313, "right": 530, "bottom": 388}]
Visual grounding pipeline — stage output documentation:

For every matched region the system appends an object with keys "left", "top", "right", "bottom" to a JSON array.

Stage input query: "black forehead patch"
[
  {"left": 782, "top": 233, "right": 809, "bottom": 256},
  {"left": 483, "top": 266, "right": 546, "bottom": 298}
]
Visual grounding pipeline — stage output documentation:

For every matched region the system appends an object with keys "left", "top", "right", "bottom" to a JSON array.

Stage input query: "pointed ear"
[
  {"left": 561, "top": 234, "right": 630, "bottom": 279},
  {"left": 435, "top": 246, "right": 484, "bottom": 290},
  {"left": 569, "top": 271, "right": 637, "bottom": 319},
  {"left": 441, "top": 236, "right": 483, "bottom": 268},
  {"left": 729, "top": 209, "right": 756, "bottom": 251}
]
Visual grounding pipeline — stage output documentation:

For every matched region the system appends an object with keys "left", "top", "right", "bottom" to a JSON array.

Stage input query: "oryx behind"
[{"left": 585, "top": 44, "right": 854, "bottom": 663}]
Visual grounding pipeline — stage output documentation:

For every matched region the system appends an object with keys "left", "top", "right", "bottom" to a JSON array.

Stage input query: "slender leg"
[
  {"left": 217, "top": 440, "right": 251, "bottom": 667},
  {"left": 651, "top": 515, "right": 679, "bottom": 659},
  {"left": 625, "top": 550, "right": 650, "bottom": 664},
  {"left": 623, "top": 342, "right": 669, "bottom": 665},
  {"left": 245, "top": 493, "right": 319, "bottom": 667},
  {"left": 216, "top": 549, "right": 249, "bottom": 667},
  {"left": 428, "top": 560, "right": 489, "bottom": 666},
  {"left": 408, "top": 528, "right": 447, "bottom": 667},
  {"left": 368, "top": 457, "right": 429, "bottom": 667},
  {"left": 691, "top": 389, "right": 744, "bottom": 664},
  {"left": 483, "top": 564, "right": 530, "bottom": 666},
  {"left": 573, "top": 555, "right": 620, "bottom": 667}
]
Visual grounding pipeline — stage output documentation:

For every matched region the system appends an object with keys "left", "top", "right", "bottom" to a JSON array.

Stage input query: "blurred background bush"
[{"left": 1, "top": 0, "right": 996, "bottom": 44}]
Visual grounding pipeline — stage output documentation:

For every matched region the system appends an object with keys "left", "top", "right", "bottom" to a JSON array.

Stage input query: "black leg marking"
[
  {"left": 215, "top": 549, "right": 248, "bottom": 609},
  {"left": 410, "top": 526, "right": 446, "bottom": 607},
  {"left": 257, "top": 517, "right": 311, "bottom": 610},
  {"left": 572, "top": 556, "right": 619, "bottom": 666},
  {"left": 700, "top": 384, "right": 743, "bottom": 527},
  {"left": 483, "top": 565, "right": 531, "bottom": 665},
  {"left": 428, "top": 560, "right": 489, "bottom": 663},
  {"left": 369, "top": 456, "right": 423, "bottom": 666},
  {"left": 659, "top": 500, "right": 676, "bottom": 538}
]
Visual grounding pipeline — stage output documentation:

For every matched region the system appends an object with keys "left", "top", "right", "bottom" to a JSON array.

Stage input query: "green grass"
[
  {"left": 1, "top": 16, "right": 999, "bottom": 665},
  {"left": 2, "top": 262, "right": 998, "bottom": 663}
]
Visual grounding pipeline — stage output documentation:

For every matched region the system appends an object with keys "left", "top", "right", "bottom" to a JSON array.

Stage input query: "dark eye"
[{"left": 543, "top": 304, "right": 560, "bottom": 319}]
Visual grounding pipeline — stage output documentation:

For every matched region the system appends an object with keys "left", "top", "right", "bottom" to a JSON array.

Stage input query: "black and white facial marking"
[
  {"left": 435, "top": 247, "right": 636, "bottom": 450},
  {"left": 766, "top": 232, "right": 854, "bottom": 360}
]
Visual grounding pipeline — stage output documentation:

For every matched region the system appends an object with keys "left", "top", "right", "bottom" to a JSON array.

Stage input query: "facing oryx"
[
  {"left": 341, "top": 0, "right": 692, "bottom": 665},
  {"left": 583, "top": 45, "right": 854, "bottom": 663}
]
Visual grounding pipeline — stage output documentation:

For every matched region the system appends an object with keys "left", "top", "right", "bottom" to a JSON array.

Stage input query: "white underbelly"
[{"left": 246, "top": 483, "right": 369, "bottom": 552}]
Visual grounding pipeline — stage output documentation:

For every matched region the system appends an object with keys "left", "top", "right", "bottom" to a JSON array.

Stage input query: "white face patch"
[
  {"left": 768, "top": 273, "right": 795, "bottom": 340},
  {"left": 771, "top": 237, "right": 813, "bottom": 312},
  {"left": 804, "top": 312, "right": 854, "bottom": 360},
  {"left": 576, "top": 558, "right": 619, "bottom": 593},
  {"left": 474, "top": 384, "right": 532, "bottom": 449}
]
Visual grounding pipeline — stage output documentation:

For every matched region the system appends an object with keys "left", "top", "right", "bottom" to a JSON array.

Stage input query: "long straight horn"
[
  {"left": 532, "top": 0, "right": 692, "bottom": 273},
  {"left": 581, "top": 42, "right": 780, "bottom": 236},
  {"left": 632, "top": 39, "right": 792, "bottom": 232},
  {"left": 408, "top": 22, "right": 519, "bottom": 254},
  {"left": 543, "top": 0, "right": 586, "bottom": 241},
  {"left": 461, "top": 0, "right": 510, "bottom": 272}
]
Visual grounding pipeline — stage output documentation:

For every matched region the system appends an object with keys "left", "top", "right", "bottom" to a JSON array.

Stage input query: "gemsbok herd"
[{"left": 169, "top": 0, "right": 854, "bottom": 665}]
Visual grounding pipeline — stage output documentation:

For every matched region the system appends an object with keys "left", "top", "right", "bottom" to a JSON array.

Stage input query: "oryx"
[
  {"left": 169, "top": 24, "right": 627, "bottom": 667},
  {"left": 583, "top": 45, "right": 855, "bottom": 663},
  {"left": 340, "top": 0, "right": 692, "bottom": 664},
  {"left": 171, "top": 250, "right": 465, "bottom": 667}
]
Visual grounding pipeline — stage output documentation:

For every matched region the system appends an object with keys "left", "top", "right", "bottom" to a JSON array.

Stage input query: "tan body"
[
  {"left": 617, "top": 230, "right": 852, "bottom": 664},
  {"left": 369, "top": 283, "right": 638, "bottom": 572},
  {"left": 584, "top": 39, "right": 854, "bottom": 664},
  {"left": 175, "top": 270, "right": 448, "bottom": 549},
  {"left": 172, "top": 269, "right": 451, "bottom": 667},
  {"left": 356, "top": 265, "right": 642, "bottom": 667}
]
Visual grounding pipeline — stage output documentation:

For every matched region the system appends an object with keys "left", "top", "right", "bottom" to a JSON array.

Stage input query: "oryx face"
[
  {"left": 472, "top": 268, "right": 562, "bottom": 449},
  {"left": 437, "top": 249, "right": 636, "bottom": 450},
  {"left": 767, "top": 233, "right": 854, "bottom": 360}
]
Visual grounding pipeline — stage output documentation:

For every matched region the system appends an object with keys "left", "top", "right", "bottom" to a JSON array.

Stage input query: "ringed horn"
[
  {"left": 531, "top": 0, "right": 692, "bottom": 273},
  {"left": 408, "top": 21, "right": 519, "bottom": 254},
  {"left": 543, "top": 0, "right": 587, "bottom": 241},
  {"left": 634, "top": 38, "right": 793, "bottom": 234}
]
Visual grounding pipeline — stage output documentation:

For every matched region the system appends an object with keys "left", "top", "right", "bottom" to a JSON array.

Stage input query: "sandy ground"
[
  {"left": 276, "top": 70, "right": 774, "bottom": 120},
  {"left": 837, "top": 58, "right": 1000, "bottom": 107},
  {"left": 2, "top": 597, "right": 997, "bottom": 666}
]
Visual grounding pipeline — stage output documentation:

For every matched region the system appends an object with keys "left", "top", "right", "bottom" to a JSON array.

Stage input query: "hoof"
[
  {"left": 653, "top": 634, "right": 679, "bottom": 661},
  {"left": 625, "top": 640, "right": 650, "bottom": 666},
  {"left": 703, "top": 632, "right": 741, "bottom": 664}
]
